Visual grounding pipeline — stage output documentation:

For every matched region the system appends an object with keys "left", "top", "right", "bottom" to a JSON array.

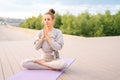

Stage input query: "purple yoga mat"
[{"left": 6, "top": 58, "right": 75, "bottom": 80}]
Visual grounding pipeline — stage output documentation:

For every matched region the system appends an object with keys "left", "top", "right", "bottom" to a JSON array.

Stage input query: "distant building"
[{"left": 0, "top": 17, "right": 24, "bottom": 26}]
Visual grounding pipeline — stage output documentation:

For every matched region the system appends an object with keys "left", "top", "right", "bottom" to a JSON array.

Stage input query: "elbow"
[
  {"left": 50, "top": 41, "right": 64, "bottom": 51},
  {"left": 34, "top": 45, "right": 41, "bottom": 50},
  {"left": 56, "top": 60, "right": 67, "bottom": 70},
  {"left": 57, "top": 46, "right": 62, "bottom": 50},
  {"left": 34, "top": 40, "right": 42, "bottom": 50},
  {"left": 35, "top": 47, "right": 39, "bottom": 50},
  {"left": 54, "top": 45, "right": 62, "bottom": 51}
]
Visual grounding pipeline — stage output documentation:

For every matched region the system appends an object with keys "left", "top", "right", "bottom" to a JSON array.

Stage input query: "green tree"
[
  {"left": 54, "top": 13, "right": 62, "bottom": 29},
  {"left": 60, "top": 14, "right": 77, "bottom": 35},
  {"left": 78, "top": 11, "right": 91, "bottom": 37},
  {"left": 102, "top": 10, "right": 114, "bottom": 36},
  {"left": 112, "top": 11, "right": 120, "bottom": 35},
  {"left": 19, "top": 10, "right": 120, "bottom": 37},
  {"left": 34, "top": 15, "right": 43, "bottom": 30}
]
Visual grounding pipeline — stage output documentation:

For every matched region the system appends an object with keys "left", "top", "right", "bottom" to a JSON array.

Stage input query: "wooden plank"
[
  {"left": 57, "top": 78, "right": 63, "bottom": 80},
  {"left": 58, "top": 71, "right": 73, "bottom": 80},
  {"left": 0, "top": 62, "right": 4, "bottom": 80},
  {"left": 2, "top": 25, "right": 120, "bottom": 80},
  {"left": 0, "top": 44, "right": 4, "bottom": 80},
  {"left": 0, "top": 55, "right": 4, "bottom": 80},
  {"left": 8, "top": 41, "right": 37, "bottom": 70},
  {"left": 0, "top": 44, "right": 13, "bottom": 80},
  {"left": 4, "top": 45, "right": 21, "bottom": 74},
  {"left": 10, "top": 45, "right": 31, "bottom": 70}
]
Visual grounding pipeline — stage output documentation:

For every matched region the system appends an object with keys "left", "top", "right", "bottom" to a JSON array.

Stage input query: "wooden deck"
[{"left": 0, "top": 25, "right": 120, "bottom": 80}]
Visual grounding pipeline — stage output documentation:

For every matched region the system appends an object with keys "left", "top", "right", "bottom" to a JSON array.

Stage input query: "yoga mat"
[{"left": 6, "top": 58, "right": 75, "bottom": 80}]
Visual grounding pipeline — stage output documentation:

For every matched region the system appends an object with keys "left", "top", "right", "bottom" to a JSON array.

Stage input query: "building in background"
[{"left": 0, "top": 17, "right": 24, "bottom": 26}]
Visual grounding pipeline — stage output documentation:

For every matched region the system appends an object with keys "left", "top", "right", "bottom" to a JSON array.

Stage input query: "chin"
[{"left": 47, "top": 25, "right": 50, "bottom": 27}]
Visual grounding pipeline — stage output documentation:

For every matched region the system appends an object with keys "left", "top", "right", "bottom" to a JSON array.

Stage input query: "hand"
[
  {"left": 33, "top": 60, "right": 39, "bottom": 63},
  {"left": 39, "top": 26, "right": 47, "bottom": 42},
  {"left": 33, "top": 60, "right": 46, "bottom": 64},
  {"left": 39, "top": 33, "right": 45, "bottom": 42},
  {"left": 44, "top": 26, "right": 49, "bottom": 38},
  {"left": 41, "top": 34, "right": 45, "bottom": 39},
  {"left": 43, "top": 26, "right": 51, "bottom": 43}
]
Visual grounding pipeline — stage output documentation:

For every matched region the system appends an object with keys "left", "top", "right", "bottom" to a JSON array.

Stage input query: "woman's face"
[{"left": 43, "top": 14, "right": 54, "bottom": 28}]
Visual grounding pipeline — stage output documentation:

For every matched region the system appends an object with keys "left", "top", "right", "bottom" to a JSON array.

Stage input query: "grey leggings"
[{"left": 21, "top": 59, "right": 67, "bottom": 70}]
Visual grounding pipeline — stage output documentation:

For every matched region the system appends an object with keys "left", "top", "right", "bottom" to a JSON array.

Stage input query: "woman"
[{"left": 22, "top": 9, "right": 67, "bottom": 70}]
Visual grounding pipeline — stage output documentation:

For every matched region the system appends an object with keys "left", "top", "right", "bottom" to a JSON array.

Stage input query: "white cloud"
[
  {"left": 53, "top": 4, "right": 120, "bottom": 15},
  {"left": 0, "top": 0, "right": 120, "bottom": 19}
]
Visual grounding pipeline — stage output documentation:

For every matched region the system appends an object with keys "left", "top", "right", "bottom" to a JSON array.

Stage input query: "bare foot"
[
  {"left": 33, "top": 60, "right": 46, "bottom": 64},
  {"left": 33, "top": 60, "right": 61, "bottom": 70}
]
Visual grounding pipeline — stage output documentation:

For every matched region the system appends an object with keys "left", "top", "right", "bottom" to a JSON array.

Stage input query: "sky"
[{"left": 0, "top": 0, "right": 120, "bottom": 19}]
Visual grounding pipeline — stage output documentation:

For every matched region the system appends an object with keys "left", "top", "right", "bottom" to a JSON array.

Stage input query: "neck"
[{"left": 48, "top": 26, "right": 53, "bottom": 31}]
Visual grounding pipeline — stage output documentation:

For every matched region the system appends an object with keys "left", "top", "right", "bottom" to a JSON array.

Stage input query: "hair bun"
[{"left": 49, "top": 9, "right": 55, "bottom": 14}]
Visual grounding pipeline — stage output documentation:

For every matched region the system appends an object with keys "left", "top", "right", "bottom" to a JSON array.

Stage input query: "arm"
[
  {"left": 46, "top": 30, "right": 64, "bottom": 51},
  {"left": 34, "top": 31, "right": 44, "bottom": 50},
  {"left": 43, "top": 26, "right": 64, "bottom": 51}
]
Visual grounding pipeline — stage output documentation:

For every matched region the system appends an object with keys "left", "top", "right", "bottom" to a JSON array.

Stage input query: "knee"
[
  {"left": 21, "top": 59, "right": 33, "bottom": 68},
  {"left": 57, "top": 60, "right": 67, "bottom": 69},
  {"left": 45, "top": 59, "right": 67, "bottom": 70}
]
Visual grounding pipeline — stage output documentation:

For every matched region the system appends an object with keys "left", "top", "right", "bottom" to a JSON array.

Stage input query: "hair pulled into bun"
[
  {"left": 49, "top": 9, "right": 55, "bottom": 14},
  {"left": 44, "top": 9, "right": 55, "bottom": 19}
]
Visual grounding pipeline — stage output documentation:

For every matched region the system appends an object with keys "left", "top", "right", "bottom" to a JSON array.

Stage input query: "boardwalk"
[{"left": 0, "top": 25, "right": 120, "bottom": 80}]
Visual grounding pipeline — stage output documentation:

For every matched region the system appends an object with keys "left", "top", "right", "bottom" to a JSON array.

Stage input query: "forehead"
[{"left": 43, "top": 14, "right": 52, "bottom": 19}]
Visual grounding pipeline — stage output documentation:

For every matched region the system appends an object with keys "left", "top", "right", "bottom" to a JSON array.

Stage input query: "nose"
[{"left": 45, "top": 20, "right": 48, "bottom": 24}]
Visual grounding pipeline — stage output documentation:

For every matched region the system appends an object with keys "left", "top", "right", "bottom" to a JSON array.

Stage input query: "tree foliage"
[{"left": 19, "top": 10, "right": 120, "bottom": 37}]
